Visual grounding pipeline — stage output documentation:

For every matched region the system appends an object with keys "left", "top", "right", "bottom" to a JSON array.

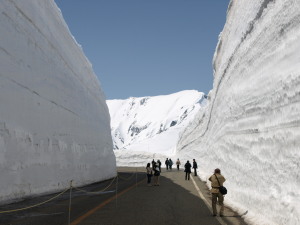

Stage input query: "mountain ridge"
[{"left": 107, "top": 90, "right": 207, "bottom": 156}]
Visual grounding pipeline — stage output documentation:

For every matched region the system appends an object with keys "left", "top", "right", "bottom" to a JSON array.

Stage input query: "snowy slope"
[
  {"left": 0, "top": 0, "right": 116, "bottom": 203},
  {"left": 107, "top": 90, "right": 207, "bottom": 166},
  {"left": 177, "top": 1, "right": 300, "bottom": 225}
]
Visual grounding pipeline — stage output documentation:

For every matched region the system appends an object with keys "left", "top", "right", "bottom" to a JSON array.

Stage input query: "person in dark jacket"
[
  {"left": 151, "top": 159, "right": 155, "bottom": 169},
  {"left": 153, "top": 162, "right": 160, "bottom": 186},
  {"left": 157, "top": 159, "right": 162, "bottom": 172},
  {"left": 192, "top": 159, "right": 198, "bottom": 176},
  {"left": 169, "top": 158, "right": 173, "bottom": 170},
  {"left": 184, "top": 160, "right": 192, "bottom": 180},
  {"left": 165, "top": 158, "right": 169, "bottom": 170}
]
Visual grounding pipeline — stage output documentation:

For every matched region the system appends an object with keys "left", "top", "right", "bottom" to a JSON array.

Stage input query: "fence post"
[
  {"left": 136, "top": 167, "right": 138, "bottom": 187},
  {"left": 68, "top": 180, "right": 73, "bottom": 225},
  {"left": 116, "top": 174, "right": 118, "bottom": 209}
]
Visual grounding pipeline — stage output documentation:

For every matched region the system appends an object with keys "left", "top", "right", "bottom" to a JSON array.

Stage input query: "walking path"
[
  {"left": 72, "top": 167, "right": 248, "bottom": 225},
  {"left": 0, "top": 167, "right": 248, "bottom": 225}
]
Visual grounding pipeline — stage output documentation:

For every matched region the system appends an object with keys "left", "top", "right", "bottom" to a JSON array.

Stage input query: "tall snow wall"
[
  {"left": 0, "top": 0, "right": 116, "bottom": 203},
  {"left": 177, "top": 1, "right": 300, "bottom": 225}
]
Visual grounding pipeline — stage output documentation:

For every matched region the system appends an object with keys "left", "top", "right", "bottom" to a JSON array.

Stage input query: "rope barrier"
[
  {"left": 0, "top": 187, "right": 70, "bottom": 214},
  {"left": 0, "top": 170, "right": 140, "bottom": 216},
  {"left": 117, "top": 172, "right": 136, "bottom": 181},
  {"left": 73, "top": 175, "right": 118, "bottom": 194}
]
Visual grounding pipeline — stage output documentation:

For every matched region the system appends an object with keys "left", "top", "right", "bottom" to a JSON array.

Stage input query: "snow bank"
[
  {"left": 0, "top": 0, "right": 116, "bottom": 203},
  {"left": 108, "top": 90, "right": 206, "bottom": 166},
  {"left": 178, "top": 1, "right": 300, "bottom": 224}
]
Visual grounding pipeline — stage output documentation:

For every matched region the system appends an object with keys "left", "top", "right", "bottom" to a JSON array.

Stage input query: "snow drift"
[
  {"left": 0, "top": 0, "right": 116, "bottom": 203},
  {"left": 107, "top": 90, "right": 207, "bottom": 166},
  {"left": 177, "top": 1, "right": 300, "bottom": 225}
]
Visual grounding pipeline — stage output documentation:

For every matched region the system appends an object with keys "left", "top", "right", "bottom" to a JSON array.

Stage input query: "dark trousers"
[
  {"left": 147, "top": 174, "right": 152, "bottom": 184},
  {"left": 185, "top": 172, "right": 190, "bottom": 180},
  {"left": 166, "top": 165, "right": 169, "bottom": 170},
  {"left": 194, "top": 168, "right": 197, "bottom": 176},
  {"left": 177, "top": 165, "right": 179, "bottom": 170}
]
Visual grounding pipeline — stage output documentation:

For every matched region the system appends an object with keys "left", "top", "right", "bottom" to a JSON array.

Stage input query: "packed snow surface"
[
  {"left": 0, "top": 0, "right": 116, "bottom": 203},
  {"left": 107, "top": 90, "right": 207, "bottom": 166},
  {"left": 177, "top": 1, "right": 300, "bottom": 225}
]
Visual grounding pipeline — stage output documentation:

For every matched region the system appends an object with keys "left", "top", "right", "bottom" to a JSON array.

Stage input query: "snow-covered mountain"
[
  {"left": 177, "top": 1, "right": 300, "bottom": 225},
  {"left": 0, "top": 0, "right": 116, "bottom": 203},
  {"left": 107, "top": 90, "right": 207, "bottom": 166}
]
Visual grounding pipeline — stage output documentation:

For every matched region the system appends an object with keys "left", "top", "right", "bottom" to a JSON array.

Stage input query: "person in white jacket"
[
  {"left": 176, "top": 159, "right": 181, "bottom": 170},
  {"left": 146, "top": 163, "right": 153, "bottom": 186}
]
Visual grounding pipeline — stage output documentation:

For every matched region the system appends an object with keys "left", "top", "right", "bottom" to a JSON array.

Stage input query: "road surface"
[{"left": 0, "top": 167, "right": 248, "bottom": 225}]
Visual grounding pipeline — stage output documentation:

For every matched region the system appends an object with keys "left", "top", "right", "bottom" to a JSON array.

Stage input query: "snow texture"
[
  {"left": 177, "top": 1, "right": 300, "bottom": 225},
  {"left": 0, "top": 0, "right": 116, "bottom": 203},
  {"left": 107, "top": 90, "right": 207, "bottom": 166}
]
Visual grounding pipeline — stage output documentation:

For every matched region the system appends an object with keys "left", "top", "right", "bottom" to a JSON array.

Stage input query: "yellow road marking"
[{"left": 70, "top": 178, "right": 146, "bottom": 225}]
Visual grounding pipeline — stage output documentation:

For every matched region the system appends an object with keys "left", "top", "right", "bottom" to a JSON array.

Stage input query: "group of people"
[
  {"left": 146, "top": 160, "right": 161, "bottom": 186},
  {"left": 146, "top": 158, "right": 226, "bottom": 217},
  {"left": 164, "top": 158, "right": 173, "bottom": 170},
  {"left": 183, "top": 159, "right": 198, "bottom": 180},
  {"left": 146, "top": 158, "right": 199, "bottom": 185}
]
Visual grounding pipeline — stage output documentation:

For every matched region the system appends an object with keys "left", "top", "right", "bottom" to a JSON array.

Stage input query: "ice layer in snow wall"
[
  {"left": 178, "top": 1, "right": 300, "bottom": 225},
  {"left": 0, "top": 0, "right": 116, "bottom": 203}
]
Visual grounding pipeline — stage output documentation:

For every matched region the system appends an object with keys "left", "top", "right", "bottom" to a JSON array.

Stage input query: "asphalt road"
[{"left": 0, "top": 167, "right": 248, "bottom": 225}]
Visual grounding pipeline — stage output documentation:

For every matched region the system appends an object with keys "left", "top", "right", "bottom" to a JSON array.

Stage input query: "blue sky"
[{"left": 55, "top": 0, "right": 229, "bottom": 100}]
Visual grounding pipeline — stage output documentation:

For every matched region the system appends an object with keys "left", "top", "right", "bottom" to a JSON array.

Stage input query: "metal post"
[
  {"left": 116, "top": 174, "right": 118, "bottom": 209},
  {"left": 68, "top": 180, "right": 73, "bottom": 225}
]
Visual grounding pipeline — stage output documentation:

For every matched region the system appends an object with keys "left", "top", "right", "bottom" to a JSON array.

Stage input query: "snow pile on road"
[
  {"left": 0, "top": 0, "right": 116, "bottom": 203},
  {"left": 177, "top": 1, "right": 300, "bottom": 224},
  {"left": 107, "top": 90, "right": 207, "bottom": 166}
]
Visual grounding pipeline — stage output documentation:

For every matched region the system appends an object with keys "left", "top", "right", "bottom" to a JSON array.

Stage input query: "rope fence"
[
  {"left": 0, "top": 187, "right": 70, "bottom": 214},
  {"left": 0, "top": 170, "right": 142, "bottom": 224},
  {"left": 117, "top": 172, "right": 136, "bottom": 181},
  {"left": 73, "top": 175, "right": 118, "bottom": 194}
]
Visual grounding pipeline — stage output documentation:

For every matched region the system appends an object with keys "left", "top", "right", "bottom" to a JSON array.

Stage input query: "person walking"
[
  {"left": 192, "top": 159, "right": 198, "bottom": 176},
  {"left": 176, "top": 158, "right": 181, "bottom": 170},
  {"left": 153, "top": 162, "right": 160, "bottom": 186},
  {"left": 169, "top": 158, "right": 173, "bottom": 170},
  {"left": 165, "top": 158, "right": 169, "bottom": 170},
  {"left": 146, "top": 163, "right": 153, "bottom": 186},
  {"left": 208, "top": 168, "right": 226, "bottom": 217},
  {"left": 184, "top": 160, "right": 192, "bottom": 180}
]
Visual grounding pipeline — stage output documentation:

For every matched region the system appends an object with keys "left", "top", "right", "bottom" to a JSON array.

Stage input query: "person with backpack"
[
  {"left": 146, "top": 163, "right": 153, "bottom": 186},
  {"left": 176, "top": 158, "right": 181, "bottom": 170},
  {"left": 208, "top": 168, "right": 226, "bottom": 217},
  {"left": 184, "top": 160, "right": 192, "bottom": 180},
  {"left": 153, "top": 162, "right": 160, "bottom": 186},
  {"left": 169, "top": 158, "right": 173, "bottom": 170},
  {"left": 192, "top": 159, "right": 198, "bottom": 176}
]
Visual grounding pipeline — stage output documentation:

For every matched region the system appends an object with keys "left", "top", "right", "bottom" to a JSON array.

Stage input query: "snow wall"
[
  {"left": 0, "top": 0, "right": 116, "bottom": 203},
  {"left": 177, "top": 1, "right": 300, "bottom": 225}
]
